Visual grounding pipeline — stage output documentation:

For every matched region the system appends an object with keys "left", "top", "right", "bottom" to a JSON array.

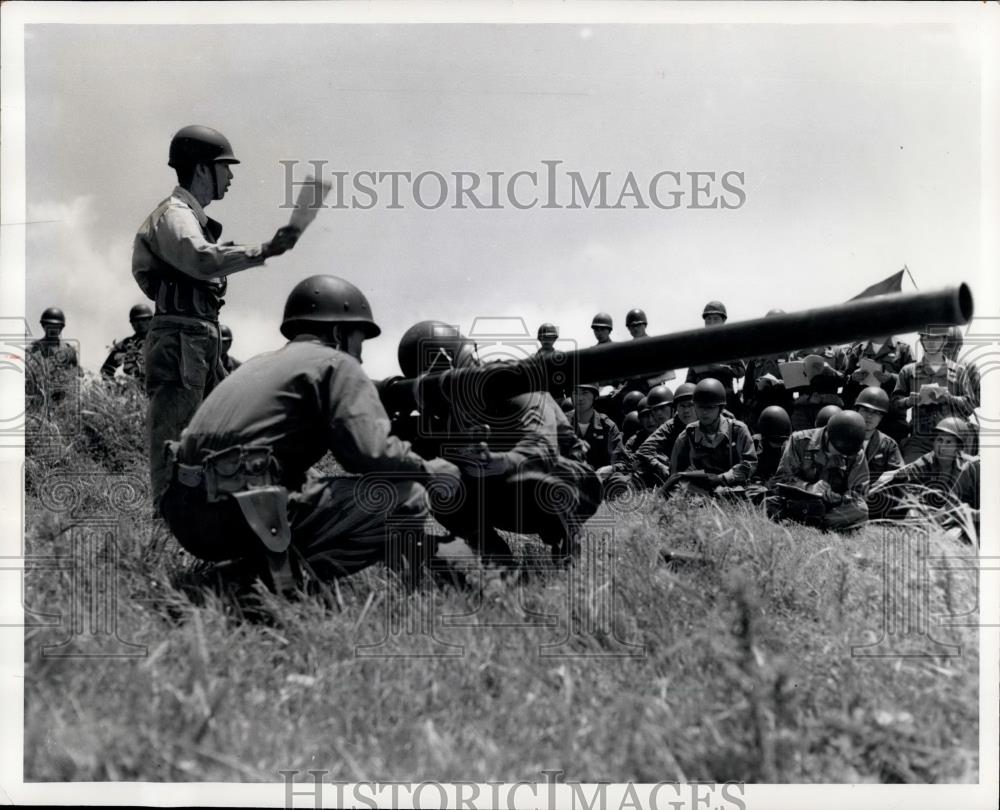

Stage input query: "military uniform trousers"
[
  {"left": 161, "top": 471, "right": 429, "bottom": 579},
  {"left": 430, "top": 458, "right": 602, "bottom": 554},
  {"left": 145, "top": 315, "right": 226, "bottom": 509}
]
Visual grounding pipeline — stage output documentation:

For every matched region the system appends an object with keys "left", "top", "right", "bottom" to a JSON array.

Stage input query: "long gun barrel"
[{"left": 378, "top": 284, "right": 973, "bottom": 414}]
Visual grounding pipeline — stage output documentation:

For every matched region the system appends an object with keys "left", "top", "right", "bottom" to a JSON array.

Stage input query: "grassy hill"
[{"left": 22, "top": 377, "right": 978, "bottom": 783}]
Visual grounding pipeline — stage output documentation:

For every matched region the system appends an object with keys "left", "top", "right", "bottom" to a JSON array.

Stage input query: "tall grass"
[{"left": 22, "top": 375, "right": 979, "bottom": 782}]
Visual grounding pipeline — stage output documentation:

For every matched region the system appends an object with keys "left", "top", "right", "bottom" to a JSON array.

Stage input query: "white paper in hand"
[{"left": 288, "top": 175, "right": 333, "bottom": 233}]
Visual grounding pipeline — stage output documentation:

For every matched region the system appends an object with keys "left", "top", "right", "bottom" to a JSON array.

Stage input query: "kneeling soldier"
[
  {"left": 665, "top": 379, "right": 757, "bottom": 496},
  {"left": 768, "top": 410, "right": 870, "bottom": 531},
  {"left": 633, "top": 382, "right": 697, "bottom": 487},
  {"left": 853, "top": 386, "right": 903, "bottom": 518},
  {"left": 752, "top": 405, "right": 792, "bottom": 486},
  {"left": 159, "top": 276, "right": 461, "bottom": 590}
]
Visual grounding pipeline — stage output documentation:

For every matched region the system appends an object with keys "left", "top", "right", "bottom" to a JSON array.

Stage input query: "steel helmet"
[
  {"left": 622, "top": 410, "right": 641, "bottom": 437},
  {"left": 576, "top": 383, "right": 600, "bottom": 397},
  {"left": 854, "top": 386, "right": 889, "bottom": 414},
  {"left": 129, "top": 304, "right": 152, "bottom": 322},
  {"left": 281, "top": 275, "right": 381, "bottom": 341},
  {"left": 220, "top": 324, "right": 233, "bottom": 341},
  {"left": 765, "top": 308, "right": 785, "bottom": 318},
  {"left": 918, "top": 323, "right": 950, "bottom": 338},
  {"left": 673, "top": 382, "right": 697, "bottom": 403},
  {"left": 943, "top": 325, "right": 964, "bottom": 361},
  {"left": 559, "top": 396, "right": 575, "bottom": 413},
  {"left": 621, "top": 389, "right": 645, "bottom": 413},
  {"left": 757, "top": 405, "right": 791, "bottom": 439},
  {"left": 934, "top": 416, "right": 968, "bottom": 445},
  {"left": 40, "top": 307, "right": 65, "bottom": 326},
  {"left": 591, "top": 312, "right": 613, "bottom": 330},
  {"left": 702, "top": 300, "right": 728, "bottom": 320},
  {"left": 168, "top": 125, "right": 240, "bottom": 168},
  {"left": 625, "top": 308, "right": 648, "bottom": 328},
  {"left": 397, "top": 320, "right": 475, "bottom": 378},
  {"left": 815, "top": 404, "right": 843, "bottom": 428},
  {"left": 693, "top": 378, "right": 727, "bottom": 407},
  {"left": 826, "top": 410, "right": 866, "bottom": 455},
  {"left": 537, "top": 322, "right": 559, "bottom": 340},
  {"left": 637, "top": 396, "right": 651, "bottom": 415},
  {"left": 646, "top": 384, "right": 674, "bottom": 408}
]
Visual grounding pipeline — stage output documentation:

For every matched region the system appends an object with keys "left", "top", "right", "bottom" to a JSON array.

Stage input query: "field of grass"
[{"left": 22, "top": 377, "right": 979, "bottom": 783}]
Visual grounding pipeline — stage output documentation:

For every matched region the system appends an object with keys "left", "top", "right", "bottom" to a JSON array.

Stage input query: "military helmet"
[
  {"left": 398, "top": 320, "right": 475, "bottom": 378},
  {"left": 621, "top": 389, "right": 645, "bottom": 414},
  {"left": 637, "top": 396, "right": 651, "bottom": 415},
  {"left": 693, "top": 378, "right": 727, "bottom": 407},
  {"left": 826, "top": 410, "right": 866, "bottom": 455},
  {"left": 129, "top": 304, "right": 152, "bottom": 322},
  {"left": 918, "top": 323, "right": 950, "bottom": 338},
  {"left": 934, "top": 416, "right": 968, "bottom": 445},
  {"left": 757, "top": 405, "right": 791, "bottom": 439},
  {"left": 702, "top": 300, "right": 728, "bottom": 320},
  {"left": 576, "top": 383, "right": 600, "bottom": 397},
  {"left": 855, "top": 386, "right": 889, "bottom": 414},
  {"left": 765, "top": 308, "right": 786, "bottom": 318},
  {"left": 40, "top": 307, "right": 65, "bottom": 326},
  {"left": 537, "top": 322, "right": 559, "bottom": 340},
  {"left": 220, "top": 324, "right": 233, "bottom": 340},
  {"left": 168, "top": 125, "right": 240, "bottom": 168},
  {"left": 647, "top": 384, "right": 674, "bottom": 408},
  {"left": 943, "top": 324, "right": 963, "bottom": 359},
  {"left": 673, "top": 382, "right": 697, "bottom": 403},
  {"left": 281, "top": 275, "right": 381, "bottom": 341},
  {"left": 591, "top": 312, "right": 613, "bottom": 329},
  {"left": 625, "top": 308, "right": 648, "bottom": 328},
  {"left": 559, "top": 396, "right": 574, "bottom": 413},
  {"left": 814, "top": 404, "right": 843, "bottom": 428},
  {"left": 622, "top": 410, "right": 641, "bottom": 436}
]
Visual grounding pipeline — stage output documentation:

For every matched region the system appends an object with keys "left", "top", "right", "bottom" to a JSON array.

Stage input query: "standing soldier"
[
  {"left": 536, "top": 323, "right": 559, "bottom": 356},
  {"left": 159, "top": 276, "right": 462, "bottom": 590},
  {"left": 742, "top": 309, "right": 794, "bottom": 428},
  {"left": 27, "top": 307, "right": 80, "bottom": 406},
  {"left": 29, "top": 307, "right": 79, "bottom": 370},
  {"left": 133, "top": 125, "right": 301, "bottom": 509},
  {"left": 685, "top": 301, "right": 746, "bottom": 419},
  {"left": 788, "top": 346, "right": 846, "bottom": 432},
  {"left": 852, "top": 386, "right": 903, "bottom": 518},
  {"left": 767, "top": 410, "right": 870, "bottom": 531},
  {"left": 666, "top": 379, "right": 757, "bottom": 496},
  {"left": 892, "top": 325, "right": 978, "bottom": 463},
  {"left": 101, "top": 304, "right": 152, "bottom": 383},
  {"left": 634, "top": 382, "right": 698, "bottom": 487},
  {"left": 625, "top": 308, "right": 648, "bottom": 339},
  {"left": 840, "top": 334, "right": 914, "bottom": 444},
  {"left": 220, "top": 324, "right": 241, "bottom": 373},
  {"left": 591, "top": 312, "right": 614, "bottom": 345}
]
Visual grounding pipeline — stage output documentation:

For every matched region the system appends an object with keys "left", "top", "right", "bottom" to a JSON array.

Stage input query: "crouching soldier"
[
  {"left": 853, "top": 386, "right": 903, "bottom": 519},
  {"left": 664, "top": 379, "right": 757, "bottom": 497},
  {"left": 868, "top": 417, "right": 971, "bottom": 522},
  {"left": 752, "top": 405, "right": 792, "bottom": 486},
  {"left": 633, "top": 382, "right": 697, "bottom": 487},
  {"left": 767, "top": 410, "right": 870, "bottom": 531},
  {"left": 397, "top": 321, "right": 602, "bottom": 563},
  {"left": 159, "top": 276, "right": 462, "bottom": 591}
]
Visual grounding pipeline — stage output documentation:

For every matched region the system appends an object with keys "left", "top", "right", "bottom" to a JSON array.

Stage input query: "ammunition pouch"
[{"left": 166, "top": 442, "right": 297, "bottom": 593}]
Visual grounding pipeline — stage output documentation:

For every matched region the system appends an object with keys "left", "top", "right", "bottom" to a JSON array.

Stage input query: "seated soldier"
[
  {"left": 398, "top": 321, "right": 602, "bottom": 563},
  {"left": 767, "top": 410, "right": 870, "bottom": 531},
  {"left": 852, "top": 386, "right": 903, "bottom": 519},
  {"left": 665, "top": 379, "right": 757, "bottom": 497},
  {"left": 788, "top": 347, "right": 846, "bottom": 431},
  {"left": 633, "top": 382, "right": 697, "bottom": 487},
  {"left": 868, "top": 417, "right": 971, "bottom": 521},
  {"left": 751, "top": 405, "right": 792, "bottom": 487},
  {"left": 159, "top": 276, "right": 463, "bottom": 591},
  {"left": 571, "top": 383, "right": 633, "bottom": 492}
]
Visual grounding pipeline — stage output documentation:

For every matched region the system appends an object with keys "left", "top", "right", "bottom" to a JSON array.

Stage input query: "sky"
[{"left": 22, "top": 22, "right": 985, "bottom": 380}]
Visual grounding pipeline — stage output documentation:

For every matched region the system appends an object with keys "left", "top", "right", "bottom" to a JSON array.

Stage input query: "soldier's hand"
[
  {"left": 905, "top": 393, "right": 919, "bottom": 407},
  {"left": 451, "top": 447, "right": 513, "bottom": 478},
  {"left": 851, "top": 369, "right": 868, "bottom": 384},
  {"left": 806, "top": 480, "right": 833, "bottom": 500},
  {"left": 424, "top": 457, "right": 462, "bottom": 498},
  {"left": 263, "top": 226, "right": 301, "bottom": 258}
]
